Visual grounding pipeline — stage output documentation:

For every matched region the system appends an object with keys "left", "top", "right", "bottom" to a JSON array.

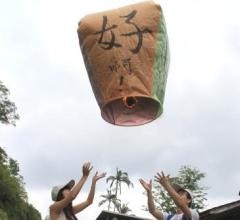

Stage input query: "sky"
[{"left": 1, "top": 0, "right": 240, "bottom": 219}]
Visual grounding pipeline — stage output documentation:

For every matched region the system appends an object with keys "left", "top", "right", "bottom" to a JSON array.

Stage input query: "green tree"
[
  {"left": 24, "top": 203, "right": 42, "bottom": 220},
  {"left": 98, "top": 189, "right": 120, "bottom": 211},
  {"left": 0, "top": 80, "right": 19, "bottom": 126},
  {"left": 116, "top": 202, "right": 132, "bottom": 214},
  {"left": 0, "top": 147, "right": 41, "bottom": 220},
  {"left": 0, "top": 209, "right": 8, "bottom": 220},
  {"left": 9, "top": 158, "right": 20, "bottom": 176},
  {"left": 0, "top": 82, "right": 41, "bottom": 219},
  {"left": 100, "top": 168, "right": 134, "bottom": 213},
  {"left": 0, "top": 147, "right": 8, "bottom": 163},
  {"left": 145, "top": 165, "right": 208, "bottom": 213},
  {"left": 106, "top": 168, "right": 133, "bottom": 197}
]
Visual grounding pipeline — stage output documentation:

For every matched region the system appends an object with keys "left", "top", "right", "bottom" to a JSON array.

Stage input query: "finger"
[
  {"left": 139, "top": 179, "right": 144, "bottom": 185},
  {"left": 154, "top": 175, "right": 161, "bottom": 182},
  {"left": 87, "top": 162, "right": 91, "bottom": 169},
  {"left": 84, "top": 162, "right": 89, "bottom": 169},
  {"left": 85, "top": 162, "right": 90, "bottom": 168},
  {"left": 161, "top": 171, "right": 165, "bottom": 177},
  {"left": 101, "top": 172, "right": 106, "bottom": 177}
]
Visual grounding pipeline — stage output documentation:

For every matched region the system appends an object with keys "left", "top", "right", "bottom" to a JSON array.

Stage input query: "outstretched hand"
[
  {"left": 154, "top": 171, "right": 171, "bottom": 188},
  {"left": 139, "top": 178, "right": 152, "bottom": 192},
  {"left": 82, "top": 162, "right": 93, "bottom": 177},
  {"left": 92, "top": 172, "right": 106, "bottom": 182}
]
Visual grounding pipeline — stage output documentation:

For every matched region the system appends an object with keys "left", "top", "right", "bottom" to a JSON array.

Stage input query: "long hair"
[
  {"left": 186, "top": 192, "right": 192, "bottom": 208},
  {"left": 57, "top": 189, "right": 78, "bottom": 220}
]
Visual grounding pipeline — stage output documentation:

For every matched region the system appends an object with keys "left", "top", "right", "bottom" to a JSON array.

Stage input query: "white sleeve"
[
  {"left": 190, "top": 209, "right": 199, "bottom": 220},
  {"left": 162, "top": 212, "right": 169, "bottom": 220}
]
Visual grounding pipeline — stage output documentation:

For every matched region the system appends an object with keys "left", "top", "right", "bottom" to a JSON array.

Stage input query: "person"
[
  {"left": 139, "top": 171, "right": 199, "bottom": 220},
  {"left": 49, "top": 162, "right": 106, "bottom": 220}
]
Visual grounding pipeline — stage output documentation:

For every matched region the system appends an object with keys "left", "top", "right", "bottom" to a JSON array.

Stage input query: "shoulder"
[
  {"left": 49, "top": 203, "right": 57, "bottom": 212},
  {"left": 162, "top": 213, "right": 173, "bottom": 220},
  {"left": 189, "top": 209, "right": 199, "bottom": 220},
  {"left": 49, "top": 209, "right": 66, "bottom": 220},
  {"left": 49, "top": 203, "right": 61, "bottom": 217}
]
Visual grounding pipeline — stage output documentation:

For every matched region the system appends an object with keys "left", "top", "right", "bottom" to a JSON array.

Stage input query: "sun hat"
[
  {"left": 51, "top": 179, "right": 75, "bottom": 201},
  {"left": 172, "top": 184, "right": 193, "bottom": 201}
]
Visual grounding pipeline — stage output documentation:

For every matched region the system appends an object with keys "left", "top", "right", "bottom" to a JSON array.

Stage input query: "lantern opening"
[
  {"left": 123, "top": 96, "right": 137, "bottom": 109},
  {"left": 101, "top": 96, "right": 161, "bottom": 126}
]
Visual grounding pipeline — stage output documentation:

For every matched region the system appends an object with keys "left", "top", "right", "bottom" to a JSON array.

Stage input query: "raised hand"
[
  {"left": 154, "top": 171, "right": 171, "bottom": 188},
  {"left": 139, "top": 178, "right": 152, "bottom": 192},
  {"left": 82, "top": 162, "right": 93, "bottom": 177},
  {"left": 92, "top": 172, "right": 106, "bottom": 182}
]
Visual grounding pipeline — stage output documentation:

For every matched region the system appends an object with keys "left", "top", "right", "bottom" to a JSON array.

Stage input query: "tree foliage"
[
  {"left": 0, "top": 209, "right": 8, "bottom": 220},
  {"left": 0, "top": 81, "right": 40, "bottom": 219},
  {"left": 99, "top": 189, "right": 121, "bottom": 211},
  {"left": 0, "top": 80, "right": 19, "bottom": 126},
  {"left": 0, "top": 147, "right": 42, "bottom": 220},
  {"left": 116, "top": 202, "right": 132, "bottom": 214},
  {"left": 145, "top": 165, "right": 208, "bottom": 213},
  {"left": 99, "top": 168, "right": 133, "bottom": 214},
  {"left": 106, "top": 168, "right": 134, "bottom": 197}
]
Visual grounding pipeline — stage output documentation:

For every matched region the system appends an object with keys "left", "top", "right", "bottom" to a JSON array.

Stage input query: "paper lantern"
[{"left": 78, "top": 0, "right": 169, "bottom": 126}]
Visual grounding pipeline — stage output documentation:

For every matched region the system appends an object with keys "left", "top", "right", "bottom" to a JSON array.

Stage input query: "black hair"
[
  {"left": 185, "top": 191, "right": 192, "bottom": 208},
  {"left": 57, "top": 188, "right": 78, "bottom": 220}
]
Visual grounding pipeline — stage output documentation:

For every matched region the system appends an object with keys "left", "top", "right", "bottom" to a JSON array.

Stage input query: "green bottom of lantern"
[{"left": 101, "top": 96, "right": 162, "bottom": 126}]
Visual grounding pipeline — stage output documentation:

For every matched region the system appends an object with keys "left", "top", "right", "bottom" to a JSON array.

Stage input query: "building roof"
[
  {"left": 200, "top": 200, "right": 240, "bottom": 220},
  {"left": 96, "top": 200, "right": 240, "bottom": 220},
  {"left": 96, "top": 210, "right": 152, "bottom": 220}
]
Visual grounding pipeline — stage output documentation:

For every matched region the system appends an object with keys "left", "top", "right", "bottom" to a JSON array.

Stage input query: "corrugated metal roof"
[
  {"left": 200, "top": 200, "right": 240, "bottom": 220},
  {"left": 96, "top": 210, "right": 152, "bottom": 220},
  {"left": 96, "top": 200, "right": 240, "bottom": 220}
]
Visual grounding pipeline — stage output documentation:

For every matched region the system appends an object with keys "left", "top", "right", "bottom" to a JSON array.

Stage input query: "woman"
[{"left": 49, "top": 162, "right": 106, "bottom": 220}]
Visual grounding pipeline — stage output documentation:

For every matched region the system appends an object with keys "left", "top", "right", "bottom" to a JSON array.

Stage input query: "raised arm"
[
  {"left": 50, "top": 162, "right": 92, "bottom": 213},
  {"left": 139, "top": 179, "right": 164, "bottom": 220},
  {"left": 73, "top": 171, "right": 106, "bottom": 214},
  {"left": 154, "top": 172, "right": 192, "bottom": 219}
]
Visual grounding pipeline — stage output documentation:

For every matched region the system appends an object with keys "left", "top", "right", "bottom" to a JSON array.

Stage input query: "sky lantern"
[{"left": 78, "top": 0, "right": 169, "bottom": 126}]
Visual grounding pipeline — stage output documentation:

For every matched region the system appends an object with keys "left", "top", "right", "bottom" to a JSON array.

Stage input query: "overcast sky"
[{"left": 1, "top": 0, "right": 240, "bottom": 219}]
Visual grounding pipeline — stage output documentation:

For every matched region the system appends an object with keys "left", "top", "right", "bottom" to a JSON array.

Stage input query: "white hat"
[
  {"left": 51, "top": 179, "right": 75, "bottom": 201},
  {"left": 173, "top": 184, "right": 193, "bottom": 201}
]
